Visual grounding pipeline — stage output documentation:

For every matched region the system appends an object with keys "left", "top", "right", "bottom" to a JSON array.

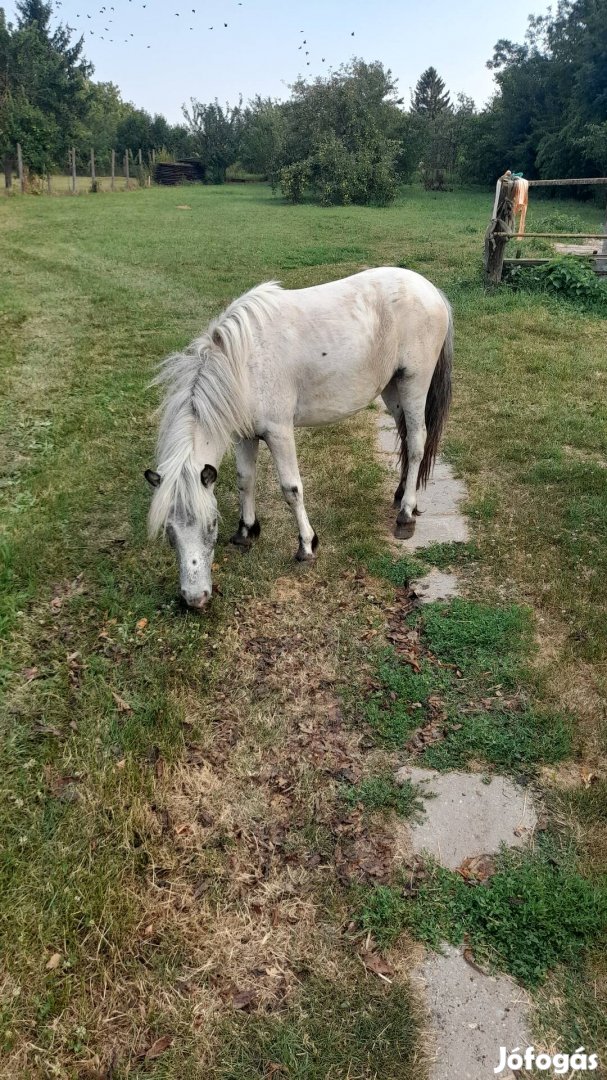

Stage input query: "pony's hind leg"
[
  {"left": 265, "top": 426, "right": 318, "bottom": 562},
  {"left": 394, "top": 373, "right": 431, "bottom": 540},
  {"left": 230, "top": 437, "right": 261, "bottom": 548},
  {"left": 381, "top": 380, "right": 406, "bottom": 507}
]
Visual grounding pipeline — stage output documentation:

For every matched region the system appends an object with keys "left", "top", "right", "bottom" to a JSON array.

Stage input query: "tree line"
[{"left": 2, "top": 0, "right": 605, "bottom": 202}]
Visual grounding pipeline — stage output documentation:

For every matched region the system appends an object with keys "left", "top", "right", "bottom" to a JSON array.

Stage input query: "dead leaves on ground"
[{"left": 456, "top": 853, "right": 497, "bottom": 884}]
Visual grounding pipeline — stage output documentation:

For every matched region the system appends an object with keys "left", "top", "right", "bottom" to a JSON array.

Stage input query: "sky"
[{"left": 7, "top": 0, "right": 549, "bottom": 122}]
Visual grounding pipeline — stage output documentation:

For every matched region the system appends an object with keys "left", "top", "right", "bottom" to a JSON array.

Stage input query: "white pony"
[{"left": 145, "top": 267, "right": 453, "bottom": 608}]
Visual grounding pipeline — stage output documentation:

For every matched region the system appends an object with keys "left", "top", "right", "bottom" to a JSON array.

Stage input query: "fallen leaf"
[
  {"left": 46, "top": 952, "right": 61, "bottom": 971},
  {"left": 50, "top": 596, "right": 62, "bottom": 612},
  {"left": 456, "top": 854, "right": 496, "bottom": 883},
  {"left": 145, "top": 1035, "right": 173, "bottom": 1059},
  {"left": 111, "top": 691, "right": 132, "bottom": 713},
  {"left": 115, "top": 759, "right": 126, "bottom": 770},
  {"left": 360, "top": 949, "right": 394, "bottom": 980},
  {"left": 462, "top": 947, "right": 487, "bottom": 976},
  {"left": 136, "top": 618, "right": 148, "bottom": 631},
  {"left": 232, "top": 989, "right": 258, "bottom": 1011},
  {"left": 22, "top": 667, "right": 40, "bottom": 682},
  {"left": 581, "top": 768, "right": 597, "bottom": 788}
]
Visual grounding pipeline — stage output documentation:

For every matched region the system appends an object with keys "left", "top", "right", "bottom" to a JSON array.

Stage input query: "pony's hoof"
[
  {"left": 295, "top": 549, "right": 316, "bottom": 563},
  {"left": 394, "top": 518, "right": 416, "bottom": 540},
  {"left": 230, "top": 518, "right": 260, "bottom": 549},
  {"left": 295, "top": 532, "right": 319, "bottom": 562},
  {"left": 230, "top": 532, "right": 252, "bottom": 549}
]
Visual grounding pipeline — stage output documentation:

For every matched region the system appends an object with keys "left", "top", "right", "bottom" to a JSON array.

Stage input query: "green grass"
[
  {"left": 359, "top": 596, "right": 571, "bottom": 772},
  {"left": 214, "top": 977, "right": 420, "bottom": 1080},
  {"left": 420, "top": 598, "right": 534, "bottom": 689},
  {"left": 1, "top": 180, "right": 606, "bottom": 1074},
  {"left": 422, "top": 706, "right": 572, "bottom": 771},
  {"left": 359, "top": 844, "right": 607, "bottom": 987},
  {"left": 361, "top": 650, "right": 453, "bottom": 747},
  {"left": 341, "top": 775, "right": 424, "bottom": 818}
]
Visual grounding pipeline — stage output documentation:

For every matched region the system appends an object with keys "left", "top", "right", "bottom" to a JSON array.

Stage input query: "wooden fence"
[
  {"left": 6, "top": 145, "right": 158, "bottom": 194},
  {"left": 484, "top": 171, "right": 607, "bottom": 284}
]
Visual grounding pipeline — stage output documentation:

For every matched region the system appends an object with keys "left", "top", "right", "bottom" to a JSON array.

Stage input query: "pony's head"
[{"left": 145, "top": 463, "right": 218, "bottom": 609}]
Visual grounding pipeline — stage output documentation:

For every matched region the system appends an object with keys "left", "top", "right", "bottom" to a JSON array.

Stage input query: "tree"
[
  {"left": 183, "top": 98, "right": 242, "bottom": 182},
  {"left": 0, "top": 0, "right": 90, "bottom": 182},
  {"left": 240, "top": 96, "right": 285, "bottom": 178},
  {"left": 412, "top": 67, "right": 451, "bottom": 119},
  {"left": 411, "top": 68, "right": 455, "bottom": 190},
  {"left": 475, "top": 0, "right": 607, "bottom": 182},
  {"left": 277, "top": 60, "right": 402, "bottom": 205}
]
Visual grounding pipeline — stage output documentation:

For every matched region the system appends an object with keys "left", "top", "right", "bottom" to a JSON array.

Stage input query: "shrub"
[{"left": 510, "top": 257, "right": 607, "bottom": 308}]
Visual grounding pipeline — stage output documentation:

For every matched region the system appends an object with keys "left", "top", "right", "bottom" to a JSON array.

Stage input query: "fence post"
[
  {"left": 138, "top": 148, "right": 143, "bottom": 167},
  {"left": 90, "top": 147, "right": 96, "bottom": 186},
  {"left": 71, "top": 146, "right": 77, "bottom": 194},
  {"left": 598, "top": 197, "right": 607, "bottom": 275},
  {"left": 111, "top": 148, "right": 115, "bottom": 191},
  {"left": 484, "top": 172, "right": 515, "bottom": 285},
  {"left": 124, "top": 149, "right": 130, "bottom": 186},
  {"left": 17, "top": 143, "right": 24, "bottom": 193},
  {"left": 47, "top": 171, "right": 51, "bottom": 195}
]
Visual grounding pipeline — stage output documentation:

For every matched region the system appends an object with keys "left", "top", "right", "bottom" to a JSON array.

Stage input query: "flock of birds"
[{"left": 55, "top": 1, "right": 356, "bottom": 64}]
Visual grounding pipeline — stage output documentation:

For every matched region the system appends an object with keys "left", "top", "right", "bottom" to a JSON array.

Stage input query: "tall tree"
[
  {"left": 183, "top": 98, "right": 243, "bottom": 182},
  {"left": 477, "top": 0, "right": 607, "bottom": 181},
  {"left": 0, "top": 0, "right": 90, "bottom": 182},
  {"left": 412, "top": 67, "right": 451, "bottom": 119}
]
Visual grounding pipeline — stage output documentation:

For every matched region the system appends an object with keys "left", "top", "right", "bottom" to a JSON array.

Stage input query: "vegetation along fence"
[{"left": 484, "top": 171, "right": 607, "bottom": 285}]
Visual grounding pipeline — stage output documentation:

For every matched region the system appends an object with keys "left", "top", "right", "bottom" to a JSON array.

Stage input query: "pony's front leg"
[
  {"left": 230, "top": 437, "right": 261, "bottom": 548},
  {"left": 265, "top": 426, "right": 318, "bottom": 562}
]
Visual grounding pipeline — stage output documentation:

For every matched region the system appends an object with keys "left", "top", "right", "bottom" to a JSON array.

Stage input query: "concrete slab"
[
  {"left": 395, "top": 767, "right": 537, "bottom": 869},
  {"left": 419, "top": 944, "right": 531, "bottom": 1080},
  {"left": 411, "top": 568, "right": 461, "bottom": 604},
  {"left": 374, "top": 405, "right": 469, "bottom": 550}
]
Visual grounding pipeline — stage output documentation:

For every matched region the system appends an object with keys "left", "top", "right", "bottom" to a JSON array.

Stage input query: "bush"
[
  {"left": 510, "top": 256, "right": 607, "bottom": 308},
  {"left": 280, "top": 135, "right": 398, "bottom": 207},
  {"left": 279, "top": 160, "right": 311, "bottom": 204}
]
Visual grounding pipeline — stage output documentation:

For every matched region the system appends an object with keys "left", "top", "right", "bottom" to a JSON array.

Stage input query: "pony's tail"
[{"left": 398, "top": 294, "right": 453, "bottom": 489}]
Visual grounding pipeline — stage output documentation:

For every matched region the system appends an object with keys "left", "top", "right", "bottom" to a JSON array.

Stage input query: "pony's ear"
[
  {"left": 144, "top": 469, "right": 162, "bottom": 489},
  {"left": 201, "top": 464, "right": 218, "bottom": 488}
]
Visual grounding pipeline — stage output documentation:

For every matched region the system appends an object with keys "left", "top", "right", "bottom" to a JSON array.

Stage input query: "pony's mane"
[{"left": 148, "top": 281, "right": 282, "bottom": 537}]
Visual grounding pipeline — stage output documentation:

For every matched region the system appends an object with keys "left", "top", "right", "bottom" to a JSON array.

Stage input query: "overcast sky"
[{"left": 7, "top": 0, "right": 548, "bottom": 122}]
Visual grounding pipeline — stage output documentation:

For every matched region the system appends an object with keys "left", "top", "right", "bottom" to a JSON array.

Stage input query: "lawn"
[{"left": 1, "top": 182, "right": 606, "bottom": 1078}]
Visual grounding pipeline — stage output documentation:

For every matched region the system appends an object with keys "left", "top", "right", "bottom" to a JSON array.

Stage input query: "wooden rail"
[
  {"left": 527, "top": 177, "right": 607, "bottom": 187},
  {"left": 495, "top": 232, "right": 606, "bottom": 240}
]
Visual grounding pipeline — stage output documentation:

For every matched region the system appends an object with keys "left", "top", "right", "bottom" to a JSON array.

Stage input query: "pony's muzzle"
[{"left": 181, "top": 589, "right": 211, "bottom": 609}]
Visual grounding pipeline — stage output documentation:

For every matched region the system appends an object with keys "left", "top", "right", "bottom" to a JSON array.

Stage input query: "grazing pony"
[{"left": 145, "top": 267, "right": 453, "bottom": 607}]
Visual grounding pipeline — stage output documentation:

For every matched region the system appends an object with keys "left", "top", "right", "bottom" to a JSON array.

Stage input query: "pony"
[{"left": 144, "top": 267, "right": 453, "bottom": 608}]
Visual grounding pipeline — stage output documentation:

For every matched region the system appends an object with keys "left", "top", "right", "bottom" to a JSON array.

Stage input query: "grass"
[
  {"left": 1, "top": 180, "right": 606, "bottom": 1075},
  {"left": 341, "top": 775, "right": 424, "bottom": 818},
  {"left": 359, "top": 843, "right": 607, "bottom": 987},
  {"left": 359, "top": 597, "right": 571, "bottom": 773},
  {"left": 214, "top": 977, "right": 421, "bottom": 1079},
  {"left": 420, "top": 598, "right": 534, "bottom": 689}
]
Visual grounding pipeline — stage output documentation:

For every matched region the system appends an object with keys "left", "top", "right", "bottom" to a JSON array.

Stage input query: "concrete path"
[
  {"left": 373, "top": 404, "right": 533, "bottom": 1080},
  {"left": 374, "top": 405, "right": 469, "bottom": 550},
  {"left": 395, "top": 766, "right": 537, "bottom": 869}
]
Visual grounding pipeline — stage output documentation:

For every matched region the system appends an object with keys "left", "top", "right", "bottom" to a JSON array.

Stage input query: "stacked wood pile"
[{"left": 154, "top": 159, "right": 206, "bottom": 185}]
